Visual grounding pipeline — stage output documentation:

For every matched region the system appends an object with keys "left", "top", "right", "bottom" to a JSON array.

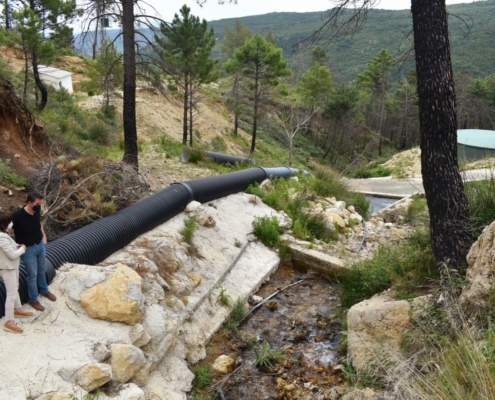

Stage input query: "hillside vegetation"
[{"left": 84, "top": 1, "right": 495, "bottom": 83}]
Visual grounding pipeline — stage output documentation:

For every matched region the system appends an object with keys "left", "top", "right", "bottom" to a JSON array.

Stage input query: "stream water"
[
  {"left": 366, "top": 196, "right": 398, "bottom": 214},
  {"left": 193, "top": 265, "right": 345, "bottom": 399}
]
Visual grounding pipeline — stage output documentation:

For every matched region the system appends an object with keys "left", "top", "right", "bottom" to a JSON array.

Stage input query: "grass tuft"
[
  {"left": 193, "top": 365, "right": 211, "bottom": 389},
  {"left": 253, "top": 340, "right": 285, "bottom": 369},
  {"left": 252, "top": 216, "right": 280, "bottom": 247},
  {"left": 182, "top": 217, "right": 197, "bottom": 244}
]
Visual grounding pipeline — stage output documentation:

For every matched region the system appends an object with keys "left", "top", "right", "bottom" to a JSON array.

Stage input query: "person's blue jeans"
[{"left": 21, "top": 241, "right": 49, "bottom": 302}]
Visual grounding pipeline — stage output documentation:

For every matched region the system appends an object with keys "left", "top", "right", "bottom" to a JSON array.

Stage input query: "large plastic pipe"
[
  {"left": 181, "top": 148, "right": 255, "bottom": 166},
  {"left": 0, "top": 167, "right": 301, "bottom": 318}
]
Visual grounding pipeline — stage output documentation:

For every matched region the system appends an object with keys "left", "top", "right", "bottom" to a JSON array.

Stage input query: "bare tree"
[{"left": 281, "top": 91, "right": 318, "bottom": 167}]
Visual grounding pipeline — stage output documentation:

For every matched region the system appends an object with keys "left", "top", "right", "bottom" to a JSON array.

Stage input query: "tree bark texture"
[
  {"left": 189, "top": 81, "right": 193, "bottom": 147},
  {"left": 183, "top": 74, "right": 189, "bottom": 145},
  {"left": 121, "top": 0, "right": 138, "bottom": 169},
  {"left": 32, "top": 49, "right": 47, "bottom": 111},
  {"left": 5, "top": 0, "right": 10, "bottom": 29},
  {"left": 29, "top": 0, "right": 47, "bottom": 112},
  {"left": 411, "top": 0, "right": 472, "bottom": 266},
  {"left": 251, "top": 66, "right": 259, "bottom": 154}
]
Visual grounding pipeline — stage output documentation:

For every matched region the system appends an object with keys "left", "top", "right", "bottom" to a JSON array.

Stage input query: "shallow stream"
[{"left": 192, "top": 265, "right": 346, "bottom": 399}]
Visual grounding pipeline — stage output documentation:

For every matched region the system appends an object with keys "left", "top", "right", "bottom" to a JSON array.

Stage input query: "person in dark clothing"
[{"left": 11, "top": 192, "right": 56, "bottom": 311}]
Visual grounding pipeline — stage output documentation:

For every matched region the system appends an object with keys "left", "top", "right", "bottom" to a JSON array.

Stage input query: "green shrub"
[
  {"left": 252, "top": 216, "right": 280, "bottom": 247},
  {"left": 193, "top": 365, "right": 211, "bottom": 389},
  {"left": 0, "top": 159, "right": 27, "bottom": 187},
  {"left": 253, "top": 340, "right": 285, "bottom": 369},
  {"left": 229, "top": 297, "right": 247, "bottom": 324},
  {"left": 218, "top": 288, "right": 230, "bottom": 307},
  {"left": 311, "top": 167, "right": 349, "bottom": 198},
  {"left": 84, "top": 122, "right": 109, "bottom": 144},
  {"left": 156, "top": 134, "right": 184, "bottom": 158},
  {"left": 350, "top": 164, "right": 392, "bottom": 179},
  {"left": 101, "top": 105, "right": 116, "bottom": 125},
  {"left": 189, "top": 149, "right": 204, "bottom": 164},
  {"left": 245, "top": 183, "right": 266, "bottom": 198},
  {"left": 405, "top": 194, "right": 429, "bottom": 225},
  {"left": 182, "top": 217, "right": 197, "bottom": 244},
  {"left": 278, "top": 242, "right": 292, "bottom": 263},
  {"left": 262, "top": 191, "right": 284, "bottom": 210},
  {"left": 338, "top": 250, "right": 393, "bottom": 308},
  {"left": 465, "top": 177, "right": 495, "bottom": 238},
  {"left": 210, "top": 135, "right": 227, "bottom": 152},
  {"left": 338, "top": 229, "right": 437, "bottom": 307},
  {"left": 311, "top": 167, "right": 370, "bottom": 219},
  {"left": 287, "top": 198, "right": 338, "bottom": 242}
]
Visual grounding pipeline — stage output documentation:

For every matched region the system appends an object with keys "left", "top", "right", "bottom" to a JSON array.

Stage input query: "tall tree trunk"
[
  {"left": 400, "top": 82, "right": 410, "bottom": 150},
  {"left": 31, "top": 49, "right": 47, "bottom": 111},
  {"left": 22, "top": 35, "right": 29, "bottom": 104},
  {"left": 189, "top": 81, "right": 193, "bottom": 147},
  {"left": 289, "top": 134, "right": 293, "bottom": 166},
  {"left": 4, "top": 0, "right": 10, "bottom": 30},
  {"left": 378, "top": 81, "right": 386, "bottom": 156},
  {"left": 412, "top": 0, "right": 472, "bottom": 267},
  {"left": 234, "top": 114, "right": 239, "bottom": 137},
  {"left": 121, "top": 0, "right": 138, "bottom": 169},
  {"left": 92, "top": 19, "right": 99, "bottom": 60},
  {"left": 183, "top": 74, "right": 189, "bottom": 145},
  {"left": 233, "top": 72, "right": 239, "bottom": 137},
  {"left": 251, "top": 71, "right": 259, "bottom": 154},
  {"left": 28, "top": 0, "right": 47, "bottom": 112}
]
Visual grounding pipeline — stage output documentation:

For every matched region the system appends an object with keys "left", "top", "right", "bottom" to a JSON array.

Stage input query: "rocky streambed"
[{"left": 191, "top": 265, "right": 347, "bottom": 400}]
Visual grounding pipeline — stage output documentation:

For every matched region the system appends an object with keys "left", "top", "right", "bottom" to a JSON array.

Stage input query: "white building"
[{"left": 37, "top": 65, "right": 74, "bottom": 93}]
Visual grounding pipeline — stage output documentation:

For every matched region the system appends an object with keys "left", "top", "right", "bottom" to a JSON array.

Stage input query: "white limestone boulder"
[
  {"left": 288, "top": 243, "right": 347, "bottom": 277},
  {"left": 130, "top": 323, "right": 151, "bottom": 348},
  {"left": 141, "top": 304, "right": 179, "bottom": 371},
  {"left": 152, "top": 232, "right": 189, "bottom": 275},
  {"left": 461, "top": 220, "right": 495, "bottom": 306},
  {"left": 347, "top": 295, "right": 411, "bottom": 371},
  {"left": 75, "top": 363, "right": 112, "bottom": 392},
  {"left": 111, "top": 344, "right": 147, "bottom": 383},
  {"left": 80, "top": 264, "right": 145, "bottom": 326},
  {"left": 212, "top": 355, "right": 236, "bottom": 374}
]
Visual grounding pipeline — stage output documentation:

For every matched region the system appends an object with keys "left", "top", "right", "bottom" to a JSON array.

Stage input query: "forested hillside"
[
  {"left": 78, "top": 1, "right": 495, "bottom": 83},
  {"left": 208, "top": 1, "right": 495, "bottom": 82}
]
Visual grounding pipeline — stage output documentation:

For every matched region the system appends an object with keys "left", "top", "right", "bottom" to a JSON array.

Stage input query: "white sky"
[{"left": 141, "top": 0, "right": 478, "bottom": 22}]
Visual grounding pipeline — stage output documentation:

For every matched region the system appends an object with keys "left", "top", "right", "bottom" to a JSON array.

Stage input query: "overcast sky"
[{"left": 141, "top": 0, "right": 477, "bottom": 22}]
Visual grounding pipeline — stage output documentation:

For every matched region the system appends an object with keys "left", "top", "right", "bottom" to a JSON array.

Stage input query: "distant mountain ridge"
[{"left": 75, "top": 1, "right": 495, "bottom": 83}]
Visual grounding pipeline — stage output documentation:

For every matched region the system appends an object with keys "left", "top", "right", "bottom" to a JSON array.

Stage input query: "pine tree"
[
  {"left": 221, "top": 19, "right": 251, "bottom": 137},
  {"left": 10, "top": 0, "right": 78, "bottom": 111},
  {"left": 225, "top": 34, "right": 291, "bottom": 153},
  {"left": 357, "top": 49, "right": 396, "bottom": 156},
  {"left": 155, "top": 5, "right": 217, "bottom": 146}
]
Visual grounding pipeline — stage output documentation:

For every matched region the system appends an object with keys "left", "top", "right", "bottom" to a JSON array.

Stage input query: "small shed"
[
  {"left": 37, "top": 65, "right": 73, "bottom": 93},
  {"left": 458, "top": 129, "right": 495, "bottom": 161}
]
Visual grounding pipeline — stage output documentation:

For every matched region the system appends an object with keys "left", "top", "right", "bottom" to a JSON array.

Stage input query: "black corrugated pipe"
[
  {"left": 0, "top": 167, "right": 303, "bottom": 318},
  {"left": 181, "top": 148, "right": 255, "bottom": 166}
]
